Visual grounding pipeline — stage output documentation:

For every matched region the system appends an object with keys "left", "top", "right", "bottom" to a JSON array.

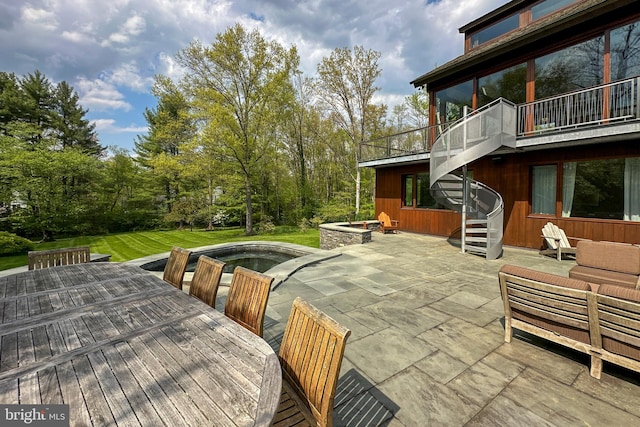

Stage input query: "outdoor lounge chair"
[
  {"left": 225, "top": 266, "right": 273, "bottom": 337},
  {"left": 272, "top": 297, "right": 351, "bottom": 427},
  {"left": 28, "top": 246, "right": 91, "bottom": 270},
  {"left": 378, "top": 211, "right": 399, "bottom": 234},
  {"left": 163, "top": 247, "right": 192, "bottom": 289},
  {"left": 189, "top": 255, "right": 225, "bottom": 308},
  {"left": 540, "top": 222, "right": 585, "bottom": 261}
]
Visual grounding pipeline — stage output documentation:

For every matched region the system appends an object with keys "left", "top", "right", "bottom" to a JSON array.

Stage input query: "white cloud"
[
  {"left": 93, "top": 118, "right": 148, "bottom": 133},
  {"left": 77, "top": 78, "right": 132, "bottom": 112}
]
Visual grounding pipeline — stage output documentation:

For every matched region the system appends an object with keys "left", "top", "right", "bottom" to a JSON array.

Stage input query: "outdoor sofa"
[
  {"left": 568, "top": 240, "right": 640, "bottom": 288},
  {"left": 498, "top": 264, "right": 640, "bottom": 379}
]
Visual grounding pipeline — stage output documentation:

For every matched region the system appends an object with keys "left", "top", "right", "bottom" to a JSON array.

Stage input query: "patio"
[{"left": 246, "top": 232, "right": 640, "bottom": 426}]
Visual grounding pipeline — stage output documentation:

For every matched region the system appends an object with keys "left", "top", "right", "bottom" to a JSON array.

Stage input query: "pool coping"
[{"left": 125, "top": 241, "right": 340, "bottom": 290}]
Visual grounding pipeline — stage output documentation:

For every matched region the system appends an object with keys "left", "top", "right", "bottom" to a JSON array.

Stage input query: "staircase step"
[
  {"left": 465, "top": 237, "right": 487, "bottom": 244},
  {"left": 465, "top": 245, "right": 488, "bottom": 254},
  {"left": 466, "top": 219, "right": 487, "bottom": 225},
  {"left": 465, "top": 228, "right": 487, "bottom": 233}
]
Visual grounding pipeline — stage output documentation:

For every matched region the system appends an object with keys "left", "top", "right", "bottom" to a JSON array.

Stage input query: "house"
[{"left": 360, "top": 0, "right": 640, "bottom": 259}]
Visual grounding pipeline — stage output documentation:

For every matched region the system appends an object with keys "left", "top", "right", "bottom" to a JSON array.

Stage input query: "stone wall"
[{"left": 319, "top": 221, "right": 379, "bottom": 250}]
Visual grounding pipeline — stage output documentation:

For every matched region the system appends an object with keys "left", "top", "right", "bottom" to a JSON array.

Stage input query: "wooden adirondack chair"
[
  {"left": 378, "top": 211, "right": 399, "bottom": 234},
  {"left": 540, "top": 222, "right": 585, "bottom": 261}
]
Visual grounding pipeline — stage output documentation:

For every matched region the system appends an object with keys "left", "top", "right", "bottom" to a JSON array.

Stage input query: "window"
[
  {"left": 402, "top": 175, "right": 413, "bottom": 207},
  {"left": 416, "top": 173, "right": 440, "bottom": 208},
  {"left": 478, "top": 63, "right": 527, "bottom": 107},
  {"left": 470, "top": 14, "right": 520, "bottom": 48},
  {"left": 562, "top": 158, "right": 640, "bottom": 221},
  {"left": 531, "top": 0, "right": 575, "bottom": 21},
  {"left": 610, "top": 21, "right": 640, "bottom": 81},
  {"left": 435, "top": 80, "right": 473, "bottom": 124},
  {"left": 532, "top": 165, "right": 557, "bottom": 215},
  {"left": 535, "top": 36, "right": 604, "bottom": 99}
]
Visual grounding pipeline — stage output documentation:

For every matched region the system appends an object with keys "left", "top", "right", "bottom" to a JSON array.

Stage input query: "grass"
[{"left": 0, "top": 227, "right": 320, "bottom": 271}]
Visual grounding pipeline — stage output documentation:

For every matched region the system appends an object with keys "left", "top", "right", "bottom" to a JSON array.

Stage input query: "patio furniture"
[
  {"left": 539, "top": 222, "right": 584, "bottom": 261},
  {"left": 28, "top": 246, "right": 91, "bottom": 270},
  {"left": 378, "top": 211, "right": 399, "bottom": 234},
  {"left": 272, "top": 297, "right": 351, "bottom": 427},
  {"left": 225, "top": 266, "right": 274, "bottom": 337},
  {"left": 569, "top": 240, "right": 640, "bottom": 288},
  {"left": 189, "top": 255, "right": 225, "bottom": 307},
  {"left": 163, "top": 246, "right": 191, "bottom": 289},
  {"left": 0, "top": 263, "right": 281, "bottom": 425},
  {"left": 499, "top": 264, "right": 640, "bottom": 379}
]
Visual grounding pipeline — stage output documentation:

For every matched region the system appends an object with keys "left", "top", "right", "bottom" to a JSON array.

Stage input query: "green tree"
[
  {"left": 316, "top": 46, "right": 382, "bottom": 215},
  {"left": 176, "top": 24, "right": 298, "bottom": 235},
  {"left": 51, "top": 81, "right": 102, "bottom": 155}
]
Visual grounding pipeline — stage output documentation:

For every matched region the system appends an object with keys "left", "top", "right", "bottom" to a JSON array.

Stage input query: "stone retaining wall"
[{"left": 319, "top": 221, "right": 379, "bottom": 250}]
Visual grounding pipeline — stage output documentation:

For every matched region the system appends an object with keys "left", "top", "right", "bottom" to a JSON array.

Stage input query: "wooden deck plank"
[
  {"left": 55, "top": 360, "right": 92, "bottom": 426},
  {"left": 73, "top": 355, "right": 117, "bottom": 426}
]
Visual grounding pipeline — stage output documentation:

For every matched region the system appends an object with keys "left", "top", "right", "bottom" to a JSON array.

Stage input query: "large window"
[
  {"left": 435, "top": 80, "right": 473, "bottom": 124},
  {"left": 478, "top": 63, "right": 527, "bottom": 107},
  {"left": 562, "top": 158, "right": 640, "bottom": 221},
  {"left": 417, "top": 173, "right": 440, "bottom": 208},
  {"left": 532, "top": 165, "right": 557, "bottom": 215},
  {"left": 611, "top": 21, "right": 640, "bottom": 81},
  {"left": 470, "top": 14, "right": 519, "bottom": 48},
  {"left": 535, "top": 37, "right": 604, "bottom": 99},
  {"left": 531, "top": 0, "right": 575, "bottom": 21}
]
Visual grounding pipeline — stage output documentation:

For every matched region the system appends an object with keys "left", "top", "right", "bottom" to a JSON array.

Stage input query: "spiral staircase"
[{"left": 430, "top": 98, "right": 517, "bottom": 259}]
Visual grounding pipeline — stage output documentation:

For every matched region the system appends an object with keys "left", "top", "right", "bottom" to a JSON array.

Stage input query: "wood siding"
[{"left": 374, "top": 140, "right": 640, "bottom": 250}]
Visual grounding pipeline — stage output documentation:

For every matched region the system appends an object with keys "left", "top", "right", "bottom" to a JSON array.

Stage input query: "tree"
[
  {"left": 316, "top": 46, "right": 382, "bottom": 215},
  {"left": 176, "top": 24, "right": 298, "bottom": 235}
]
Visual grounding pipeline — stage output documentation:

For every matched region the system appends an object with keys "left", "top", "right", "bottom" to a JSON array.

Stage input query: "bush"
[
  {"left": 0, "top": 232, "right": 34, "bottom": 256},
  {"left": 256, "top": 215, "right": 276, "bottom": 234}
]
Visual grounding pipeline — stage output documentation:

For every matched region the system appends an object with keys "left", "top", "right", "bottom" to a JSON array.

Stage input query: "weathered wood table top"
[{"left": 0, "top": 263, "right": 281, "bottom": 426}]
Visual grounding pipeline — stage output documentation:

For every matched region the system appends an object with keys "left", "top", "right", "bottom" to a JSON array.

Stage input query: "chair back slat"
[
  {"left": 278, "top": 297, "right": 351, "bottom": 427},
  {"left": 163, "top": 247, "right": 191, "bottom": 289},
  {"left": 224, "top": 266, "right": 273, "bottom": 337},
  {"left": 189, "top": 255, "right": 225, "bottom": 307},
  {"left": 28, "top": 246, "right": 91, "bottom": 270}
]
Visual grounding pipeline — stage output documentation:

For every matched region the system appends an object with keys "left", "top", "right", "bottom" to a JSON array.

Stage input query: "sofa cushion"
[
  {"left": 576, "top": 240, "right": 640, "bottom": 275},
  {"left": 569, "top": 265, "right": 638, "bottom": 288}
]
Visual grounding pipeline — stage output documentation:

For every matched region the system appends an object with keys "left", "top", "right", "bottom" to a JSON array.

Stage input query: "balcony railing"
[
  {"left": 517, "top": 77, "right": 640, "bottom": 137},
  {"left": 360, "top": 76, "right": 640, "bottom": 163}
]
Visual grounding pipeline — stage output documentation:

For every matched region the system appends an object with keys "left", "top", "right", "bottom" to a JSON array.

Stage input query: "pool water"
[{"left": 188, "top": 251, "right": 296, "bottom": 274}]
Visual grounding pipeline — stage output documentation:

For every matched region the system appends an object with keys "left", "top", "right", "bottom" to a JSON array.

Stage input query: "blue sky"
[{"left": 0, "top": 0, "right": 507, "bottom": 154}]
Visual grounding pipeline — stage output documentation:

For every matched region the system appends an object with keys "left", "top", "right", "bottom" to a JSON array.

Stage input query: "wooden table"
[{"left": 0, "top": 263, "right": 281, "bottom": 426}]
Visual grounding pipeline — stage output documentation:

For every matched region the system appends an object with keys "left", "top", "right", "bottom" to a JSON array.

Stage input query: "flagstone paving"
[{"left": 253, "top": 232, "right": 640, "bottom": 426}]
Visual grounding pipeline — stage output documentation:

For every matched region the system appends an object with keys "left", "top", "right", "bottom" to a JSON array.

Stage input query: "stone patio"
[{"left": 231, "top": 232, "right": 640, "bottom": 426}]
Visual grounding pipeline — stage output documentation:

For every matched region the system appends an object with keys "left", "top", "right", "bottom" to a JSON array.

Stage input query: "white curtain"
[
  {"left": 624, "top": 157, "right": 640, "bottom": 221},
  {"left": 562, "top": 162, "right": 577, "bottom": 217},
  {"left": 532, "top": 165, "right": 557, "bottom": 215}
]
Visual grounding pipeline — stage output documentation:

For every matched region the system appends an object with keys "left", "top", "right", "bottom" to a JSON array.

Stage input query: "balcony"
[{"left": 360, "top": 77, "right": 640, "bottom": 167}]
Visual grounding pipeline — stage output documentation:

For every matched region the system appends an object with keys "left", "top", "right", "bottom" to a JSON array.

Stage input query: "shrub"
[
  {"left": 256, "top": 215, "right": 276, "bottom": 234},
  {"left": 0, "top": 232, "right": 34, "bottom": 256}
]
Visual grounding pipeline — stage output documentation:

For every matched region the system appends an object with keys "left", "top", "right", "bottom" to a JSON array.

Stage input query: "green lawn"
[{"left": 0, "top": 227, "right": 320, "bottom": 271}]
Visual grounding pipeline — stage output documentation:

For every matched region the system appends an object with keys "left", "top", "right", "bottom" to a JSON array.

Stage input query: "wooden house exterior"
[{"left": 361, "top": 0, "right": 640, "bottom": 256}]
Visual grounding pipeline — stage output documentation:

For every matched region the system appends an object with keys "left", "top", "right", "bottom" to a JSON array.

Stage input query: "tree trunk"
[{"left": 245, "top": 176, "right": 254, "bottom": 235}]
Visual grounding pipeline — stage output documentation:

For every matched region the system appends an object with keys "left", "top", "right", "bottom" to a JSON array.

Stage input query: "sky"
[{"left": 0, "top": 0, "right": 507, "bottom": 153}]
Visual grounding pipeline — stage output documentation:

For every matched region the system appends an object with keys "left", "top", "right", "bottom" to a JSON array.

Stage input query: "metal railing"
[
  {"left": 517, "top": 77, "right": 640, "bottom": 137},
  {"left": 359, "top": 123, "right": 452, "bottom": 163}
]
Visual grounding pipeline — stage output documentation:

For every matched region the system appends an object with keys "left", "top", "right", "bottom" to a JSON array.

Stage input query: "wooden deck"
[{"left": 0, "top": 263, "right": 281, "bottom": 426}]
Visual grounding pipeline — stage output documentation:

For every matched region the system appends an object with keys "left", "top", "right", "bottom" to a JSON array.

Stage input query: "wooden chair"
[
  {"left": 189, "top": 255, "right": 225, "bottom": 308},
  {"left": 540, "top": 222, "right": 587, "bottom": 261},
  {"left": 28, "top": 246, "right": 91, "bottom": 270},
  {"left": 163, "top": 247, "right": 192, "bottom": 289},
  {"left": 272, "top": 297, "right": 351, "bottom": 427},
  {"left": 224, "top": 266, "right": 274, "bottom": 337},
  {"left": 378, "top": 211, "right": 399, "bottom": 234}
]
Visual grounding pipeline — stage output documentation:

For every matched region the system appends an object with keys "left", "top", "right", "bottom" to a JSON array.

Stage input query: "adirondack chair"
[
  {"left": 378, "top": 211, "right": 399, "bottom": 234},
  {"left": 540, "top": 222, "right": 585, "bottom": 261}
]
